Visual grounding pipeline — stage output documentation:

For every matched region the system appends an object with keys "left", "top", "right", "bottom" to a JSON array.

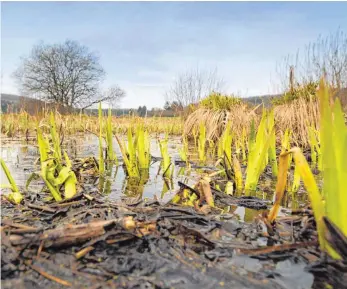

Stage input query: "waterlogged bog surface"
[
  {"left": 1, "top": 135, "right": 251, "bottom": 220},
  {"left": 1, "top": 135, "right": 189, "bottom": 198},
  {"left": 0, "top": 133, "right": 314, "bottom": 222},
  {"left": 1, "top": 134, "right": 343, "bottom": 289}
]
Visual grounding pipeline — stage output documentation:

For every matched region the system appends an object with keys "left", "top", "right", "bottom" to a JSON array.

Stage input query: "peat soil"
[{"left": 2, "top": 185, "right": 347, "bottom": 289}]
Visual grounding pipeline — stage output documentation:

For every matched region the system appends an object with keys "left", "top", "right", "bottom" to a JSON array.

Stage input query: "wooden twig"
[
  {"left": 10, "top": 228, "right": 42, "bottom": 234},
  {"left": 37, "top": 240, "right": 45, "bottom": 258},
  {"left": 237, "top": 241, "right": 318, "bottom": 256},
  {"left": 27, "top": 203, "right": 56, "bottom": 213},
  {"left": 1, "top": 220, "right": 39, "bottom": 230},
  {"left": 75, "top": 246, "right": 94, "bottom": 259},
  {"left": 9, "top": 217, "right": 136, "bottom": 248},
  {"left": 26, "top": 261, "right": 72, "bottom": 287},
  {"left": 51, "top": 201, "right": 83, "bottom": 208}
]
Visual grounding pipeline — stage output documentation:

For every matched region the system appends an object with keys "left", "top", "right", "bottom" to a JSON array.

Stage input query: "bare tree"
[
  {"left": 101, "top": 85, "right": 126, "bottom": 109},
  {"left": 308, "top": 28, "right": 347, "bottom": 89},
  {"left": 165, "top": 67, "right": 225, "bottom": 108},
  {"left": 276, "top": 28, "right": 347, "bottom": 91},
  {"left": 13, "top": 40, "right": 126, "bottom": 109}
]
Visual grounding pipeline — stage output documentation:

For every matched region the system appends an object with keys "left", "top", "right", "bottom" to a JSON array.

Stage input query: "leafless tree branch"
[
  {"left": 165, "top": 67, "right": 225, "bottom": 108},
  {"left": 276, "top": 28, "right": 347, "bottom": 91}
]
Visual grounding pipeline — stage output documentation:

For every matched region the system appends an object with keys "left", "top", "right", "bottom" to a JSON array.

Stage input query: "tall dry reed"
[
  {"left": 183, "top": 104, "right": 258, "bottom": 142},
  {"left": 274, "top": 96, "right": 319, "bottom": 146}
]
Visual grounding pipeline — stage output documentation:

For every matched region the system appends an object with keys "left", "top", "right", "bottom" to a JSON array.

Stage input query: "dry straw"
[
  {"left": 183, "top": 105, "right": 258, "bottom": 142},
  {"left": 274, "top": 96, "right": 320, "bottom": 146}
]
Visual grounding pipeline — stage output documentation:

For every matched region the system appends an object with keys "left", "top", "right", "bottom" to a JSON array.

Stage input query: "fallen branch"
[
  {"left": 25, "top": 260, "right": 72, "bottom": 287},
  {"left": 237, "top": 241, "right": 318, "bottom": 256},
  {"left": 8, "top": 217, "right": 135, "bottom": 248}
]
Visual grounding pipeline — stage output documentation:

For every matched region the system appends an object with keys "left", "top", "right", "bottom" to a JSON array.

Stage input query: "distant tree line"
[
  {"left": 85, "top": 107, "right": 176, "bottom": 117},
  {"left": 1, "top": 96, "right": 78, "bottom": 114}
]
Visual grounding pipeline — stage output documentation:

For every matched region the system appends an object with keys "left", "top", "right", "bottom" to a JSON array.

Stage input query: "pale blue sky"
[{"left": 1, "top": 2, "right": 347, "bottom": 108}]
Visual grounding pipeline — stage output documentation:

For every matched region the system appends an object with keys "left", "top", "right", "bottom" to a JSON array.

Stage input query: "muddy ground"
[{"left": 2, "top": 186, "right": 347, "bottom": 289}]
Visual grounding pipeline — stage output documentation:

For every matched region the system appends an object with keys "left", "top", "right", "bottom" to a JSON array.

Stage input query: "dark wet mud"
[{"left": 2, "top": 187, "right": 347, "bottom": 289}]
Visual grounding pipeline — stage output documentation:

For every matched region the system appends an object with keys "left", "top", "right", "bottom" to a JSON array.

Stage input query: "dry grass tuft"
[
  {"left": 274, "top": 96, "right": 319, "bottom": 146},
  {"left": 183, "top": 104, "right": 258, "bottom": 142}
]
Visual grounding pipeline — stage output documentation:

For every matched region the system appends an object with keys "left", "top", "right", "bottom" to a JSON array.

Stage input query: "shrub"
[{"left": 199, "top": 92, "right": 242, "bottom": 110}]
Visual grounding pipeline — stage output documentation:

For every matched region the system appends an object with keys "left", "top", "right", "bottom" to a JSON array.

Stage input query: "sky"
[{"left": 1, "top": 2, "right": 347, "bottom": 109}]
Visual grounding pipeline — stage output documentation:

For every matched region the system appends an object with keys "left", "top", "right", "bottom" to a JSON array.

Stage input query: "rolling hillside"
[{"left": 2, "top": 88, "right": 346, "bottom": 114}]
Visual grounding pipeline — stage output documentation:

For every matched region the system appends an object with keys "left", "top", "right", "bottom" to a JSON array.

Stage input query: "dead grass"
[
  {"left": 274, "top": 96, "right": 319, "bottom": 146},
  {"left": 183, "top": 104, "right": 258, "bottom": 142},
  {"left": 1, "top": 112, "right": 184, "bottom": 137}
]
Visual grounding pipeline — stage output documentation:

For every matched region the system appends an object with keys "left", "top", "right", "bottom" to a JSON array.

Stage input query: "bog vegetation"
[
  {"left": 1, "top": 30, "right": 347, "bottom": 287},
  {"left": 1, "top": 77, "right": 347, "bottom": 261}
]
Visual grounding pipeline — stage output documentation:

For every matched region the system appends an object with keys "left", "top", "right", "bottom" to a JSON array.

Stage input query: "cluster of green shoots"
[
  {"left": 268, "top": 78, "right": 347, "bottom": 260},
  {"left": 1, "top": 112, "right": 81, "bottom": 203},
  {"left": 98, "top": 103, "right": 174, "bottom": 191},
  {"left": 181, "top": 110, "right": 278, "bottom": 196},
  {"left": 244, "top": 110, "right": 277, "bottom": 191},
  {"left": 211, "top": 109, "right": 277, "bottom": 195},
  {"left": 26, "top": 113, "right": 78, "bottom": 202},
  {"left": 115, "top": 126, "right": 151, "bottom": 178}
]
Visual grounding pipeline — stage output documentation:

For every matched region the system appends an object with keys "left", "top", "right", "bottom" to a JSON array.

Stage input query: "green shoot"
[
  {"left": 267, "top": 110, "right": 278, "bottom": 176},
  {"left": 179, "top": 136, "right": 189, "bottom": 164},
  {"left": 159, "top": 134, "right": 173, "bottom": 179},
  {"left": 49, "top": 111, "right": 62, "bottom": 166},
  {"left": 1, "top": 158, "right": 23, "bottom": 204},
  {"left": 106, "top": 108, "right": 116, "bottom": 164},
  {"left": 136, "top": 125, "right": 150, "bottom": 169},
  {"left": 232, "top": 155, "right": 243, "bottom": 190},
  {"left": 198, "top": 122, "right": 206, "bottom": 163},
  {"left": 98, "top": 102, "right": 105, "bottom": 174}
]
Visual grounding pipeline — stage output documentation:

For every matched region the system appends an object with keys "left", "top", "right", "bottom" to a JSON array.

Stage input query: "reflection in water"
[
  {"left": 123, "top": 169, "right": 150, "bottom": 197},
  {"left": 161, "top": 177, "right": 174, "bottom": 198},
  {"left": 98, "top": 162, "right": 118, "bottom": 195},
  {"left": 232, "top": 206, "right": 268, "bottom": 223}
]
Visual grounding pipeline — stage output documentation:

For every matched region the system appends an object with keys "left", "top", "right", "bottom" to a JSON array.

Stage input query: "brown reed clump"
[
  {"left": 274, "top": 94, "right": 319, "bottom": 147},
  {"left": 183, "top": 104, "right": 258, "bottom": 142}
]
